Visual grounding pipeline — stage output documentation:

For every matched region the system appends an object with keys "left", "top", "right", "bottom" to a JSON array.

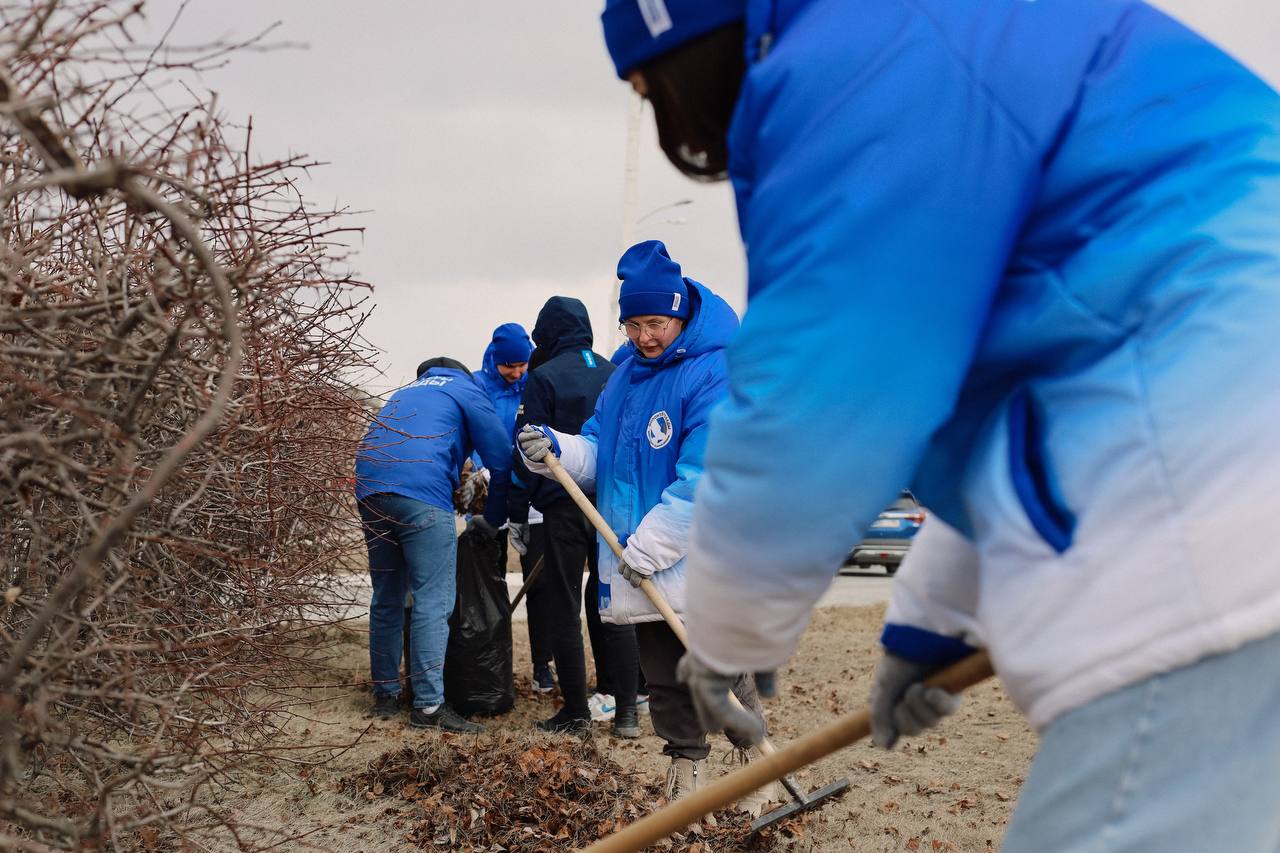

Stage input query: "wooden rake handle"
[
  {"left": 580, "top": 650, "right": 994, "bottom": 853},
  {"left": 540, "top": 455, "right": 996, "bottom": 852},
  {"left": 542, "top": 455, "right": 684, "bottom": 639},
  {"left": 541, "top": 457, "right": 779, "bottom": 747}
]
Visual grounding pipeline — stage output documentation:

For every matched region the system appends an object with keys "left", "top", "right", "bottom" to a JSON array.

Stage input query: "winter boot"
[
  {"left": 729, "top": 747, "right": 781, "bottom": 817},
  {"left": 664, "top": 757, "right": 700, "bottom": 801}
]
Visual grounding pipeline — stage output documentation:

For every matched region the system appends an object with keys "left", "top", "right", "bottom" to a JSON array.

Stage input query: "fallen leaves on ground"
[{"left": 340, "top": 734, "right": 805, "bottom": 851}]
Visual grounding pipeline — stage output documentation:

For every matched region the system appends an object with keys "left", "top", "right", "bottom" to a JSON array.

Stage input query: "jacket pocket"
[{"left": 1006, "top": 388, "right": 1075, "bottom": 554}]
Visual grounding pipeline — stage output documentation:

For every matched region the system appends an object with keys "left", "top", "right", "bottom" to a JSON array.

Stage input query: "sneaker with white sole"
[
  {"left": 532, "top": 662, "right": 556, "bottom": 694},
  {"left": 588, "top": 692, "right": 616, "bottom": 721}
]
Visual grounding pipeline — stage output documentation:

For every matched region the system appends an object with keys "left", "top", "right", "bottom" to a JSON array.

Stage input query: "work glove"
[
  {"left": 869, "top": 651, "right": 963, "bottom": 749},
  {"left": 676, "top": 653, "right": 777, "bottom": 745},
  {"left": 617, "top": 558, "right": 652, "bottom": 589},
  {"left": 466, "top": 516, "right": 501, "bottom": 540},
  {"left": 517, "top": 425, "right": 559, "bottom": 463},
  {"left": 508, "top": 522, "right": 529, "bottom": 556},
  {"left": 456, "top": 467, "right": 485, "bottom": 508}
]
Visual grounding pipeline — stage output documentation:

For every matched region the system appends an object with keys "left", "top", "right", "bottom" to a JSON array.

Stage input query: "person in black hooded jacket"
[{"left": 510, "top": 296, "right": 643, "bottom": 737}]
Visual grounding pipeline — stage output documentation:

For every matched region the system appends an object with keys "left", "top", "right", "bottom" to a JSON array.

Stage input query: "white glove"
[
  {"left": 869, "top": 651, "right": 963, "bottom": 749},
  {"left": 508, "top": 522, "right": 529, "bottom": 556}
]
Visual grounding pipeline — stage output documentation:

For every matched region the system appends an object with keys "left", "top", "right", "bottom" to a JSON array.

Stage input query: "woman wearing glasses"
[{"left": 518, "top": 240, "right": 775, "bottom": 814}]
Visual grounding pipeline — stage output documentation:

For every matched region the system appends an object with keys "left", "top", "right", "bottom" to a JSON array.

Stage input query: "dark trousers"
[
  {"left": 636, "top": 620, "right": 765, "bottom": 760},
  {"left": 521, "top": 522, "right": 552, "bottom": 668},
  {"left": 541, "top": 500, "right": 593, "bottom": 718},
  {"left": 586, "top": 559, "right": 645, "bottom": 710}
]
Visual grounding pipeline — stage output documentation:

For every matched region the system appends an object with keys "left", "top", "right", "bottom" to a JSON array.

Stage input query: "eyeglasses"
[{"left": 619, "top": 317, "right": 675, "bottom": 339}]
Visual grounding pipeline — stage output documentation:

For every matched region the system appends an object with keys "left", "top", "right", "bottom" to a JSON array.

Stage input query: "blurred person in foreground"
[
  {"left": 599, "top": 1, "right": 1280, "bottom": 849},
  {"left": 355, "top": 357, "right": 511, "bottom": 733},
  {"left": 519, "top": 242, "right": 776, "bottom": 815}
]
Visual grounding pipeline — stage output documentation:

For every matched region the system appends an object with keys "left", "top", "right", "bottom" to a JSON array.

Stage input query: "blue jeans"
[
  {"left": 359, "top": 493, "right": 457, "bottom": 709},
  {"left": 1004, "top": 629, "right": 1280, "bottom": 853}
]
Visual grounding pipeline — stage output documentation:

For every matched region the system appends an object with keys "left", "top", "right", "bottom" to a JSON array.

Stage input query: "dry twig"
[{"left": 1, "top": 2, "right": 375, "bottom": 848}]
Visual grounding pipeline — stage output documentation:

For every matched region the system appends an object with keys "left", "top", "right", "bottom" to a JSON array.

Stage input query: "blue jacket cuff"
[
  {"left": 536, "top": 425, "right": 561, "bottom": 457},
  {"left": 881, "top": 623, "right": 976, "bottom": 668}
]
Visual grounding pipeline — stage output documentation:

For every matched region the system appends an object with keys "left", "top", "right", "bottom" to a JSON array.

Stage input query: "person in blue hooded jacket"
[
  {"left": 600, "top": 1, "right": 1280, "bottom": 848},
  {"left": 355, "top": 357, "right": 512, "bottom": 734},
  {"left": 467, "top": 322, "right": 532, "bottom": 483},
  {"left": 474, "top": 323, "right": 532, "bottom": 436},
  {"left": 469, "top": 322, "right": 558, "bottom": 690},
  {"left": 519, "top": 242, "right": 776, "bottom": 814}
]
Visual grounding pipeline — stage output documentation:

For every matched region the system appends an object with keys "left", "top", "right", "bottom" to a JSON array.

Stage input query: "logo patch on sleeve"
[{"left": 646, "top": 410, "right": 674, "bottom": 449}]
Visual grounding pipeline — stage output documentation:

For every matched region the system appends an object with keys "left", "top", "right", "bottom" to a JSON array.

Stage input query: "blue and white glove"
[
  {"left": 869, "top": 651, "right": 963, "bottom": 749},
  {"left": 517, "top": 425, "right": 559, "bottom": 463},
  {"left": 676, "top": 653, "right": 777, "bottom": 744}
]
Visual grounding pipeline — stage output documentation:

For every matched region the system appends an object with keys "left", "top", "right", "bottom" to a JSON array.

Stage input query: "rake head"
[{"left": 749, "top": 776, "right": 852, "bottom": 834}]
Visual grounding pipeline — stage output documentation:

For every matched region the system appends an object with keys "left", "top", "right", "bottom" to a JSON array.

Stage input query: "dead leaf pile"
[{"left": 341, "top": 735, "right": 795, "bottom": 851}]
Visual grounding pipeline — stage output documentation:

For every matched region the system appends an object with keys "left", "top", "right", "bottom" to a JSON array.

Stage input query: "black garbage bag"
[{"left": 444, "top": 528, "right": 514, "bottom": 716}]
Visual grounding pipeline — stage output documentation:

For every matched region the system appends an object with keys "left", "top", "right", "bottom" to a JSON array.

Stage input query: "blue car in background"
[{"left": 842, "top": 491, "right": 925, "bottom": 576}]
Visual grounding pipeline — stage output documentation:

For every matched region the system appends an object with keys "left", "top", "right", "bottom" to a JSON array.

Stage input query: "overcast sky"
[{"left": 147, "top": 0, "right": 1280, "bottom": 393}]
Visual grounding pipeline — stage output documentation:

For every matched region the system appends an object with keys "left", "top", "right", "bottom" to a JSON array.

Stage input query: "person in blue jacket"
[
  {"left": 355, "top": 357, "right": 511, "bottom": 733},
  {"left": 474, "top": 323, "right": 533, "bottom": 436},
  {"left": 600, "top": 1, "right": 1280, "bottom": 848},
  {"left": 469, "top": 322, "right": 532, "bottom": 484},
  {"left": 519, "top": 242, "right": 776, "bottom": 814},
  {"left": 470, "top": 323, "right": 556, "bottom": 689}
]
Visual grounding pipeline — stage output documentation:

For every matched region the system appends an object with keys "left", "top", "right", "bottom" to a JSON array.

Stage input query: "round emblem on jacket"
[{"left": 646, "top": 410, "right": 674, "bottom": 449}]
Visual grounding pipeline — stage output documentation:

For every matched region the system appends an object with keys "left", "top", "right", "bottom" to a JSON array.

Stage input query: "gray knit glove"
[{"left": 869, "top": 651, "right": 963, "bottom": 749}]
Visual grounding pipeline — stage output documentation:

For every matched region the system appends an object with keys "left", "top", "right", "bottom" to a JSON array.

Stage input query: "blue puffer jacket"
[
  {"left": 355, "top": 367, "right": 511, "bottom": 527},
  {"left": 686, "top": 0, "right": 1280, "bottom": 729},
  {"left": 526, "top": 281, "right": 740, "bottom": 624}
]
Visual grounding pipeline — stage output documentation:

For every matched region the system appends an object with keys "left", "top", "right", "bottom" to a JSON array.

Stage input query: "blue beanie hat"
[
  {"left": 617, "top": 240, "right": 691, "bottom": 322},
  {"left": 490, "top": 323, "right": 533, "bottom": 364},
  {"left": 601, "top": 0, "right": 745, "bottom": 79}
]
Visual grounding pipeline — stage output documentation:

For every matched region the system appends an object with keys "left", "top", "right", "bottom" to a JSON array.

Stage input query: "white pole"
[{"left": 612, "top": 91, "right": 644, "bottom": 351}]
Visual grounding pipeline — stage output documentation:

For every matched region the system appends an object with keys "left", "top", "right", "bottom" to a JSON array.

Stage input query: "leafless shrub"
[{"left": 0, "top": 3, "right": 375, "bottom": 848}]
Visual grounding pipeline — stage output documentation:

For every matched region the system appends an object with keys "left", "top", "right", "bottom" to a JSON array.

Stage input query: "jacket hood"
[
  {"left": 634, "top": 279, "right": 739, "bottom": 370},
  {"left": 610, "top": 342, "right": 634, "bottom": 365},
  {"left": 532, "top": 296, "right": 595, "bottom": 360}
]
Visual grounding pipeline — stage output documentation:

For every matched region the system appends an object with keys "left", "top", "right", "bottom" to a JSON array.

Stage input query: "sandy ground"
[{"left": 213, "top": 597, "right": 1035, "bottom": 852}]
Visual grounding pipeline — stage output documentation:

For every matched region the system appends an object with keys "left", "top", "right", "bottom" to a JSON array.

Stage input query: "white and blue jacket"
[
  {"left": 685, "top": 0, "right": 1280, "bottom": 729},
  {"left": 525, "top": 281, "right": 740, "bottom": 624}
]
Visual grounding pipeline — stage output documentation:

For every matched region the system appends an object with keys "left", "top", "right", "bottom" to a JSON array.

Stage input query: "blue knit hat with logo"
[
  {"left": 617, "top": 240, "right": 691, "bottom": 322},
  {"left": 490, "top": 323, "right": 533, "bottom": 364},
  {"left": 601, "top": 0, "right": 745, "bottom": 79}
]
